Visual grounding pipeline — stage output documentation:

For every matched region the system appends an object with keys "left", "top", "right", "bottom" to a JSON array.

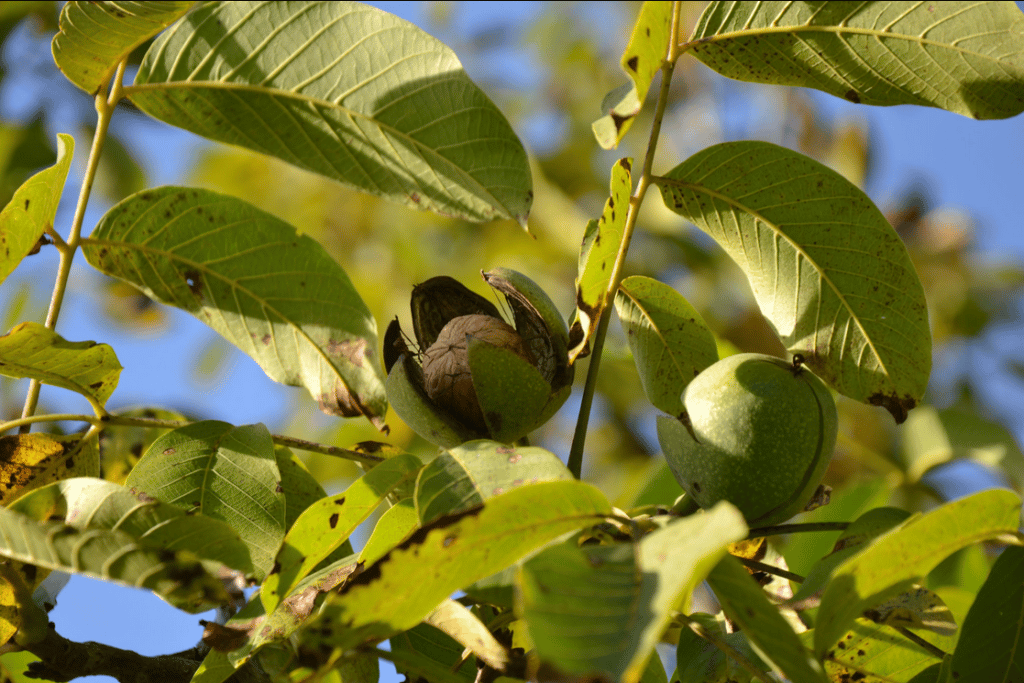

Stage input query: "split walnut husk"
[{"left": 383, "top": 269, "right": 573, "bottom": 447}]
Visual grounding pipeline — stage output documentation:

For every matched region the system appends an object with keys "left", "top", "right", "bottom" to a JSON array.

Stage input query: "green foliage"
[{"left": 0, "top": 2, "right": 1022, "bottom": 683}]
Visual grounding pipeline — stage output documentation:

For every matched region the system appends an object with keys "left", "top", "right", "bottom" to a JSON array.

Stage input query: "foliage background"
[{"left": 0, "top": 1, "right": 1023, "bottom": 681}]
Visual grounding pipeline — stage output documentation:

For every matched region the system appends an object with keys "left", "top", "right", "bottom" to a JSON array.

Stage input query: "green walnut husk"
[
  {"left": 657, "top": 353, "right": 837, "bottom": 526},
  {"left": 383, "top": 269, "right": 573, "bottom": 447}
]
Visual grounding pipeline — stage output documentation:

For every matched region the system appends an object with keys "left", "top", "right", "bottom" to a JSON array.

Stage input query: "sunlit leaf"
[
  {"left": 0, "top": 133, "right": 73, "bottom": 285},
  {"left": 518, "top": 503, "right": 747, "bottom": 683},
  {"left": 615, "top": 275, "right": 718, "bottom": 416},
  {"left": 306, "top": 480, "right": 612, "bottom": 650},
  {"left": 949, "top": 545, "right": 1024, "bottom": 682},
  {"left": 124, "top": 421, "right": 284, "bottom": 581},
  {"left": 0, "top": 321, "right": 121, "bottom": 412},
  {"left": 82, "top": 187, "right": 387, "bottom": 426},
  {"left": 657, "top": 141, "right": 930, "bottom": 422},
  {"left": 708, "top": 556, "right": 827, "bottom": 683},
  {"left": 423, "top": 599, "right": 507, "bottom": 671},
  {"left": 415, "top": 440, "right": 573, "bottom": 525},
  {"left": 128, "top": 1, "right": 532, "bottom": 225},
  {"left": 51, "top": 1, "right": 193, "bottom": 95},
  {"left": 0, "top": 432, "right": 101, "bottom": 506},
  {"left": 593, "top": 2, "right": 673, "bottom": 148},
  {"left": 805, "top": 617, "right": 954, "bottom": 683},
  {"left": 569, "top": 158, "right": 633, "bottom": 363},
  {"left": 261, "top": 452, "right": 422, "bottom": 614},
  {"left": 814, "top": 489, "right": 1023, "bottom": 659},
  {"left": 687, "top": 1, "right": 1024, "bottom": 120}
]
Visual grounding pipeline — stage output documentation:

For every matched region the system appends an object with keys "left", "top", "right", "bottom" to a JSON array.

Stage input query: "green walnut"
[
  {"left": 657, "top": 353, "right": 837, "bottom": 526},
  {"left": 384, "top": 269, "right": 573, "bottom": 447}
]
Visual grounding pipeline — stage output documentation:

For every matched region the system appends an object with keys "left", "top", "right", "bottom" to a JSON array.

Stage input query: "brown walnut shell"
[{"left": 421, "top": 314, "right": 533, "bottom": 433}]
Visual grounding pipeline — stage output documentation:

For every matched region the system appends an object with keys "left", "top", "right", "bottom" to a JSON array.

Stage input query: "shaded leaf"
[
  {"left": 657, "top": 141, "right": 930, "bottom": 422},
  {"left": 814, "top": 489, "right": 1023, "bottom": 659},
  {"left": 0, "top": 133, "right": 73, "bottom": 285},
  {"left": 423, "top": 599, "right": 507, "bottom": 671},
  {"left": 518, "top": 503, "right": 747, "bottom": 683},
  {"left": 569, "top": 158, "right": 633, "bottom": 363},
  {"left": 260, "top": 452, "right": 422, "bottom": 614},
  {"left": 0, "top": 321, "right": 121, "bottom": 412},
  {"left": 100, "top": 407, "right": 188, "bottom": 484},
  {"left": 0, "top": 495, "right": 229, "bottom": 614},
  {"left": 307, "top": 480, "right": 612, "bottom": 650},
  {"left": 390, "top": 622, "right": 477, "bottom": 683},
  {"left": 82, "top": 186, "right": 387, "bottom": 426},
  {"left": 51, "top": 1, "right": 193, "bottom": 95},
  {"left": 687, "top": 2, "right": 1024, "bottom": 120},
  {"left": 949, "top": 545, "right": 1024, "bottom": 682},
  {"left": 593, "top": 2, "right": 673, "bottom": 148},
  {"left": 707, "top": 556, "right": 827, "bottom": 683},
  {"left": 124, "top": 421, "right": 284, "bottom": 581},
  {"left": 415, "top": 439, "right": 573, "bottom": 525},
  {"left": 128, "top": 1, "right": 532, "bottom": 225},
  {"left": 10, "top": 477, "right": 253, "bottom": 575},
  {"left": 615, "top": 275, "right": 718, "bottom": 416}
]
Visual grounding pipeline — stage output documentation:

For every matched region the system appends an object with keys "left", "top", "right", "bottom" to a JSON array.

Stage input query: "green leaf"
[
  {"left": 949, "top": 545, "right": 1024, "bottom": 682},
  {"left": 272, "top": 446, "right": 326, "bottom": 532},
  {"left": 615, "top": 275, "right": 718, "bottom": 416},
  {"left": 260, "top": 452, "right": 422, "bottom": 614},
  {"left": 81, "top": 186, "right": 387, "bottom": 426},
  {"left": 806, "top": 617, "right": 953, "bottom": 683},
  {"left": 124, "top": 421, "right": 284, "bottom": 581},
  {"left": 358, "top": 498, "right": 418, "bottom": 567},
  {"left": 51, "top": 1, "right": 193, "bottom": 95},
  {"left": 0, "top": 321, "right": 121, "bottom": 413},
  {"left": 415, "top": 440, "right": 573, "bottom": 525},
  {"left": 707, "top": 556, "right": 827, "bottom": 683},
  {"left": 10, "top": 477, "right": 253, "bottom": 575},
  {"left": 901, "top": 405, "right": 1024, "bottom": 489},
  {"left": 128, "top": 1, "right": 532, "bottom": 225},
  {"left": 0, "top": 133, "right": 73, "bottom": 285},
  {"left": 569, "top": 158, "right": 633, "bottom": 363},
  {"left": 390, "top": 623, "right": 477, "bottom": 683},
  {"left": 657, "top": 140, "right": 931, "bottom": 423},
  {"left": 518, "top": 503, "right": 747, "bottom": 683},
  {"left": 307, "top": 480, "right": 612, "bottom": 650},
  {"left": 814, "top": 489, "right": 1023, "bottom": 659},
  {"left": 593, "top": 2, "right": 673, "bottom": 148},
  {"left": 423, "top": 599, "right": 507, "bottom": 670},
  {"left": 687, "top": 2, "right": 1024, "bottom": 120},
  {"left": 0, "top": 492, "right": 229, "bottom": 614}
]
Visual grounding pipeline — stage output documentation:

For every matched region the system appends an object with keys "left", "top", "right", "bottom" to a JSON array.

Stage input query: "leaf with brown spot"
[
  {"left": 260, "top": 453, "right": 422, "bottom": 615},
  {"left": 304, "top": 480, "right": 612, "bottom": 651},
  {"left": 0, "top": 321, "right": 122, "bottom": 412},
  {"left": 569, "top": 159, "right": 633, "bottom": 364},
  {"left": 0, "top": 133, "right": 74, "bottom": 285},
  {"left": 82, "top": 187, "right": 387, "bottom": 428},
  {"left": 592, "top": 2, "right": 673, "bottom": 148}
]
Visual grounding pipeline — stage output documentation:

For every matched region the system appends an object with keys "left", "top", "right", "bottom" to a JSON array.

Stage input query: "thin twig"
[{"left": 568, "top": 2, "right": 683, "bottom": 478}]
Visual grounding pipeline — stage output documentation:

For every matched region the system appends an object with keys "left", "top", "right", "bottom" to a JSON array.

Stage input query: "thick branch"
[{"left": 21, "top": 624, "right": 268, "bottom": 683}]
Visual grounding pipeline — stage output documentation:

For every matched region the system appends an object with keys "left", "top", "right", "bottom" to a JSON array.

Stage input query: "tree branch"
[{"left": 20, "top": 624, "right": 269, "bottom": 683}]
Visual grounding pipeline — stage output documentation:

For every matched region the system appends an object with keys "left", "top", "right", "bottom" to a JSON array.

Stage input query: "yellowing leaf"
[
  {"left": 0, "top": 134, "right": 74, "bottom": 285},
  {"left": 593, "top": 2, "right": 673, "bottom": 148},
  {"left": 0, "top": 322, "right": 121, "bottom": 412}
]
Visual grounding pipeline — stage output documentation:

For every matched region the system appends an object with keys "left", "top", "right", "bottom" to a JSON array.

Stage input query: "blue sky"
[{"left": 2, "top": 2, "right": 1024, "bottom": 681}]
